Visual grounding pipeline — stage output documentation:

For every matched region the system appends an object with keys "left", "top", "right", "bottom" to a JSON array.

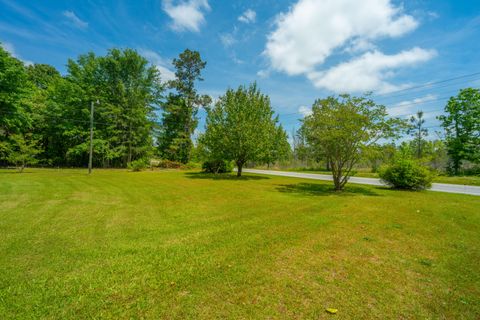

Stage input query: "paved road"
[{"left": 242, "top": 169, "right": 480, "bottom": 196}]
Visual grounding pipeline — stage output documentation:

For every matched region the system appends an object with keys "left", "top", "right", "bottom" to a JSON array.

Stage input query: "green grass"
[
  {"left": 1, "top": 169, "right": 479, "bottom": 319},
  {"left": 281, "top": 168, "right": 480, "bottom": 186}
]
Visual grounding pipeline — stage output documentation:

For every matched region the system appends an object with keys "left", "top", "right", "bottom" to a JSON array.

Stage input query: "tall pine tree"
[{"left": 158, "top": 49, "right": 211, "bottom": 163}]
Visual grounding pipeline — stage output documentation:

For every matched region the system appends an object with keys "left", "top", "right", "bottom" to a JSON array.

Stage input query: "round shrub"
[
  {"left": 128, "top": 159, "right": 148, "bottom": 172},
  {"left": 379, "top": 159, "right": 433, "bottom": 190},
  {"left": 202, "top": 160, "right": 233, "bottom": 173}
]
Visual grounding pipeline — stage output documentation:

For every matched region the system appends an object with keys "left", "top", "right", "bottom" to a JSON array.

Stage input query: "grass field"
[{"left": 1, "top": 169, "right": 479, "bottom": 319}]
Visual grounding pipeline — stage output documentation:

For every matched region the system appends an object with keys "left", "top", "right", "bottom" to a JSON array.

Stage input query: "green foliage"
[
  {"left": 379, "top": 159, "right": 433, "bottom": 190},
  {"left": 4, "top": 133, "right": 43, "bottom": 171},
  {"left": 362, "top": 143, "right": 396, "bottom": 173},
  {"left": 0, "top": 45, "right": 32, "bottom": 144},
  {"left": 128, "top": 159, "right": 149, "bottom": 172},
  {"left": 407, "top": 111, "right": 428, "bottom": 159},
  {"left": 201, "top": 83, "right": 288, "bottom": 176},
  {"left": 157, "top": 94, "right": 195, "bottom": 163},
  {"left": 37, "top": 48, "right": 163, "bottom": 167},
  {"left": 202, "top": 159, "right": 233, "bottom": 173},
  {"left": 26, "top": 64, "right": 61, "bottom": 90},
  {"left": 158, "top": 49, "right": 210, "bottom": 163},
  {"left": 438, "top": 88, "right": 480, "bottom": 174},
  {"left": 261, "top": 123, "right": 291, "bottom": 167},
  {"left": 301, "top": 94, "right": 406, "bottom": 190},
  {"left": 153, "top": 159, "right": 185, "bottom": 169}
]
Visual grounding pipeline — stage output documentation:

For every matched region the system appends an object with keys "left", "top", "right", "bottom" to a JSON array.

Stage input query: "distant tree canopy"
[
  {"left": 200, "top": 83, "right": 289, "bottom": 176},
  {"left": 438, "top": 88, "right": 480, "bottom": 174},
  {"left": 1, "top": 42, "right": 479, "bottom": 178},
  {"left": 1, "top": 45, "right": 164, "bottom": 168},
  {"left": 0, "top": 45, "right": 32, "bottom": 137},
  {"left": 408, "top": 111, "right": 428, "bottom": 159}
]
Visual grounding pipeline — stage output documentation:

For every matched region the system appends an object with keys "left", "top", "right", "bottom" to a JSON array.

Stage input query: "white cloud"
[
  {"left": 263, "top": 0, "right": 435, "bottom": 93},
  {"left": 257, "top": 69, "right": 270, "bottom": 78},
  {"left": 139, "top": 49, "right": 176, "bottom": 82},
  {"left": 427, "top": 11, "right": 440, "bottom": 20},
  {"left": 1, "top": 41, "right": 33, "bottom": 66},
  {"left": 238, "top": 9, "right": 256, "bottom": 24},
  {"left": 343, "top": 38, "right": 376, "bottom": 54},
  {"left": 220, "top": 33, "right": 236, "bottom": 47},
  {"left": 387, "top": 94, "right": 437, "bottom": 117},
  {"left": 308, "top": 48, "right": 437, "bottom": 93},
  {"left": 62, "top": 10, "right": 88, "bottom": 29},
  {"left": 298, "top": 105, "right": 312, "bottom": 116},
  {"left": 162, "top": 0, "right": 210, "bottom": 32}
]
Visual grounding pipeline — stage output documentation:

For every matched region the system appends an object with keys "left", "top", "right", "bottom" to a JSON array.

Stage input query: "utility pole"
[{"left": 88, "top": 100, "right": 98, "bottom": 174}]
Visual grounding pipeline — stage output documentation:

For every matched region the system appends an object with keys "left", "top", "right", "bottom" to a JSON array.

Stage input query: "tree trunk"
[
  {"left": 127, "top": 122, "right": 132, "bottom": 165},
  {"left": 333, "top": 177, "right": 342, "bottom": 191},
  {"left": 332, "top": 168, "right": 341, "bottom": 191},
  {"left": 453, "top": 157, "right": 460, "bottom": 175},
  {"left": 237, "top": 161, "right": 243, "bottom": 177}
]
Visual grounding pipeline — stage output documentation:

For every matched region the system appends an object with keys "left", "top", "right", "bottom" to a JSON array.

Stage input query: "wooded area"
[{"left": 1, "top": 44, "right": 479, "bottom": 186}]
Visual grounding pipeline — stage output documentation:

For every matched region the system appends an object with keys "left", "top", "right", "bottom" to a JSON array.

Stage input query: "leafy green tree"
[
  {"left": 438, "top": 88, "right": 480, "bottom": 174},
  {"left": 262, "top": 123, "right": 291, "bottom": 168},
  {"left": 292, "top": 126, "right": 319, "bottom": 168},
  {"left": 158, "top": 49, "right": 210, "bottom": 163},
  {"left": 423, "top": 139, "right": 448, "bottom": 171},
  {"left": 6, "top": 133, "right": 42, "bottom": 172},
  {"left": 301, "top": 94, "right": 404, "bottom": 191},
  {"left": 0, "top": 45, "right": 32, "bottom": 141},
  {"left": 98, "top": 48, "right": 163, "bottom": 165},
  {"left": 157, "top": 94, "right": 194, "bottom": 163},
  {"left": 24, "top": 63, "right": 63, "bottom": 165},
  {"left": 66, "top": 49, "right": 163, "bottom": 167},
  {"left": 408, "top": 111, "right": 428, "bottom": 159},
  {"left": 362, "top": 143, "right": 396, "bottom": 173},
  {"left": 26, "top": 64, "right": 61, "bottom": 90},
  {"left": 201, "top": 83, "right": 286, "bottom": 177}
]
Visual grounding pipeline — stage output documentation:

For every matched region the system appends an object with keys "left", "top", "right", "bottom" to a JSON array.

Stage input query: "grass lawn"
[
  {"left": 1, "top": 169, "right": 479, "bottom": 319},
  {"left": 281, "top": 168, "right": 480, "bottom": 186}
]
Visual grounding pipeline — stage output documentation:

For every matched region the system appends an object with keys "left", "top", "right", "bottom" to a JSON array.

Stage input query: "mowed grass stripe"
[{"left": 0, "top": 169, "right": 479, "bottom": 319}]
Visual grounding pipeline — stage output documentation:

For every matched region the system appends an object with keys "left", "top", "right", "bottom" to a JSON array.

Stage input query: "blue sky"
[{"left": 1, "top": 0, "right": 480, "bottom": 137}]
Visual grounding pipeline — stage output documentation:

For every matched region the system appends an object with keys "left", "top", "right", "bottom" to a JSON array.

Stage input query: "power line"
[
  {"left": 278, "top": 96, "right": 449, "bottom": 118},
  {"left": 0, "top": 110, "right": 158, "bottom": 130},
  {"left": 375, "top": 76, "right": 480, "bottom": 102},
  {"left": 276, "top": 73, "right": 480, "bottom": 117},
  {"left": 371, "top": 71, "right": 480, "bottom": 98}
]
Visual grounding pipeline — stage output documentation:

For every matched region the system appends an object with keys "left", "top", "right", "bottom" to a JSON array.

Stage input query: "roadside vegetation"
[
  {"left": 1, "top": 44, "right": 479, "bottom": 191},
  {"left": 270, "top": 167, "right": 480, "bottom": 186}
]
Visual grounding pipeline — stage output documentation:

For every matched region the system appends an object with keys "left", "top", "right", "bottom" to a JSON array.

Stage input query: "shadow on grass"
[
  {"left": 0, "top": 170, "right": 33, "bottom": 174},
  {"left": 276, "top": 182, "right": 382, "bottom": 197},
  {"left": 184, "top": 172, "right": 270, "bottom": 181}
]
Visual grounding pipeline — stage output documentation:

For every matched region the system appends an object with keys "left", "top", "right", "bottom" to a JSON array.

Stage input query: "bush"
[
  {"left": 183, "top": 162, "right": 202, "bottom": 170},
  {"left": 202, "top": 160, "right": 233, "bottom": 173},
  {"left": 150, "top": 159, "right": 201, "bottom": 170},
  {"left": 379, "top": 159, "right": 433, "bottom": 190},
  {"left": 128, "top": 159, "right": 148, "bottom": 172},
  {"left": 154, "top": 159, "right": 184, "bottom": 169}
]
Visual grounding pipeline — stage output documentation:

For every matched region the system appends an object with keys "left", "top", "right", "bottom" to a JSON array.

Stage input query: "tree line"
[
  {"left": 0, "top": 45, "right": 289, "bottom": 173},
  {"left": 1, "top": 44, "right": 479, "bottom": 187},
  {"left": 292, "top": 89, "right": 479, "bottom": 181}
]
